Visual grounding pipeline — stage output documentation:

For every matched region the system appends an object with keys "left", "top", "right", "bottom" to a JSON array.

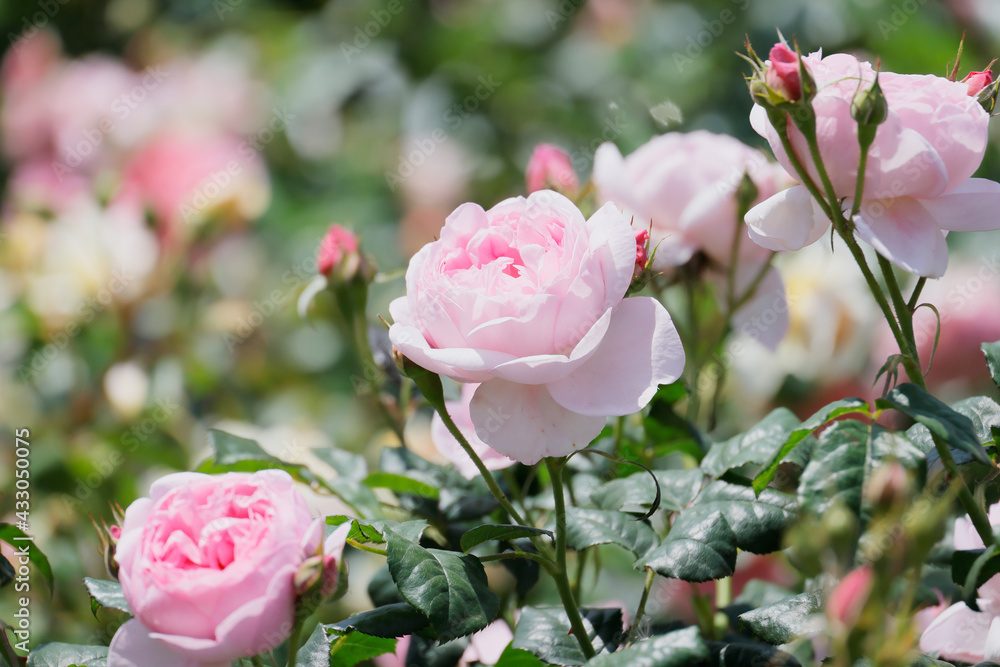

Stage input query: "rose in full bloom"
[
  {"left": 109, "top": 470, "right": 348, "bottom": 667},
  {"left": 430, "top": 383, "right": 515, "bottom": 479},
  {"left": 525, "top": 143, "right": 579, "bottom": 194},
  {"left": 389, "top": 190, "right": 684, "bottom": 464},
  {"left": 746, "top": 48, "right": 1000, "bottom": 278},
  {"left": 920, "top": 503, "right": 1000, "bottom": 662}
]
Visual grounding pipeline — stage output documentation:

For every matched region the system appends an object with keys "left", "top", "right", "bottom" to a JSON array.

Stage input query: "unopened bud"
[
  {"left": 318, "top": 224, "right": 373, "bottom": 283},
  {"left": 865, "top": 460, "right": 910, "bottom": 509},
  {"left": 633, "top": 229, "right": 650, "bottom": 279},
  {"left": 765, "top": 43, "right": 802, "bottom": 102},
  {"left": 294, "top": 555, "right": 325, "bottom": 597},
  {"left": 525, "top": 144, "right": 579, "bottom": 195},
  {"left": 964, "top": 70, "right": 994, "bottom": 96},
  {"left": 828, "top": 565, "right": 873, "bottom": 626},
  {"left": 852, "top": 74, "right": 889, "bottom": 150}
]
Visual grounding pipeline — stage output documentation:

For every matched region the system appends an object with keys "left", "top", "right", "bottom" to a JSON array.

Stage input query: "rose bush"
[
  {"left": 388, "top": 189, "right": 685, "bottom": 463},
  {"left": 746, "top": 48, "right": 1000, "bottom": 278},
  {"left": 108, "top": 470, "right": 347, "bottom": 667}
]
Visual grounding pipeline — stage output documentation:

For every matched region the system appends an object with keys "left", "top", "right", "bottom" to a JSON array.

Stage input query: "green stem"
[
  {"left": 480, "top": 551, "right": 550, "bottom": 566},
  {"left": 876, "top": 254, "right": 926, "bottom": 388},
  {"left": 285, "top": 624, "right": 302, "bottom": 667},
  {"left": 250, "top": 656, "right": 266, "bottom": 667},
  {"left": 546, "top": 458, "right": 597, "bottom": 659},
  {"left": 574, "top": 547, "right": 589, "bottom": 597},
  {"left": 349, "top": 309, "right": 408, "bottom": 446},
  {"left": 907, "top": 277, "right": 928, "bottom": 311},
  {"left": 346, "top": 538, "right": 387, "bottom": 556},
  {"left": 713, "top": 576, "right": 732, "bottom": 640},
  {"left": 626, "top": 568, "right": 655, "bottom": 646},
  {"left": 933, "top": 434, "right": 997, "bottom": 548}
]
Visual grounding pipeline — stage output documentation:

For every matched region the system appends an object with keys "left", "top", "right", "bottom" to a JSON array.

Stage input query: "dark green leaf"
[
  {"left": 590, "top": 469, "right": 703, "bottom": 514},
  {"left": 585, "top": 627, "right": 709, "bottom": 666},
  {"left": 460, "top": 525, "right": 552, "bottom": 552},
  {"left": 25, "top": 644, "right": 108, "bottom": 667},
  {"left": 363, "top": 472, "right": 440, "bottom": 499},
  {"left": 953, "top": 549, "right": 1000, "bottom": 594},
  {"left": 877, "top": 384, "right": 991, "bottom": 466},
  {"left": 328, "top": 630, "right": 396, "bottom": 667},
  {"left": 563, "top": 509, "right": 658, "bottom": 560},
  {"left": 0, "top": 524, "right": 53, "bottom": 593},
  {"left": 738, "top": 591, "right": 824, "bottom": 644},
  {"left": 702, "top": 409, "right": 801, "bottom": 478},
  {"left": 208, "top": 429, "right": 283, "bottom": 466},
  {"left": 0, "top": 555, "right": 13, "bottom": 588},
  {"left": 983, "top": 341, "right": 1000, "bottom": 390},
  {"left": 83, "top": 577, "right": 131, "bottom": 616},
  {"left": 642, "top": 482, "right": 797, "bottom": 582},
  {"left": 751, "top": 398, "right": 871, "bottom": 493},
  {"left": 706, "top": 641, "right": 801, "bottom": 666},
  {"left": 330, "top": 603, "right": 430, "bottom": 638},
  {"left": 327, "top": 517, "right": 427, "bottom": 545},
  {"left": 513, "top": 607, "right": 623, "bottom": 666},
  {"left": 495, "top": 647, "right": 547, "bottom": 667},
  {"left": 384, "top": 528, "right": 499, "bottom": 641},
  {"left": 296, "top": 624, "right": 332, "bottom": 667}
]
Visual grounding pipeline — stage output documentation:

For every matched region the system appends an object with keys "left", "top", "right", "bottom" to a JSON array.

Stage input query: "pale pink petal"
[
  {"left": 324, "top": 521, "right": 352, "bottom": 562},
  {"left": 430, "top": 384, "right": 515, "bottom": 479},
  {"left": 459, "top": 620, "right": 514, "bottom": 666},
  {"left": 148, "top": 472, "right": 211, "bottom": 503},
  {"left": 986, "top": 616, "right": 1000, "bottom": 661},
  {"left": 592, "top": 143, "right": 631, "bottom": 207},
  {"left": 546, "top": 297, "right": 684, "bottom": 417},
  {"left": 469, "top": 380, "right": 605, "bottom": 464},
  {"left": 745, "top": 185, "right": 830, "bottom": 252},
  {"left": 585, "top": 202, "right": 641, "bottom": 307},
  {"left": 919, "top": 178, "right": 1000, "bottom": 232},
  {"left": 919, "top": 602, "right": 991, "bottom": 663},
  {"left": 852, "top": 198, "right": 948, "bottom": 278},
  {"left": 108, "top": 620, "right": 226, "bottom": 667}
]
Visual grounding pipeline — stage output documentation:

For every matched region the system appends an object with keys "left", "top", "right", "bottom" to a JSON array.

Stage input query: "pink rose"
[
  {"left": 430, "top": 383, "right": 516, "bottom": 479},
  {"left": 109, "top": 470, "right": 348, "bottom": 667},
  {"left": 389, "top": 190, "right": 684, "bottom": 464},
  {"left": 920, "top": 504, "right": 1000, "bottom": 662},
  {"left": 593, "top": 131, "right": 790, "bottom": 268},
  {"left": 964, "top": 69, "right": 994, "bottom": 96},
  {"left": 827, "top": 566, "right": 873, "bottom": 625},
  {"left": 746, "top": 50, "right": 1000, "bottom": 278},
  {"left": 765, "top": 43, "right": 802, "bottom": 101},
  {"left": 317, "top": 224, "right": 362, "bottom": 278},
  {"left": 525, "top": 143, "right": 579, "bottom": 194}
]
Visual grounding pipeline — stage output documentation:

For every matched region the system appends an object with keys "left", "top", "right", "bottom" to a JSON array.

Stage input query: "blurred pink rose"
[
  {"left": 109, "top": 470, "right": 346, "bottom": 667},
  {"left": 374, "top": 620, "right": 512, "bottom": 667},
  {"left": 593, "top": 131, "right": 789, "bottom": 268},
  {"left": 827, "top": 566, "right": 873, "bottom": 625},
  {"left": 765, "top": 43, "right": 802, "bottom": 101},
  {"left": 747, "top": 49, "right": 1000, "bottom": 278},
  {"left": 913, "top": 591, "right": 949, "bottom": 633},
  {"left": 389, "top": 190, "right": 684, "bottom": 463},
  {"left": 525, "top": 143, "right": 578, "bottom": 194},
  {"left": 317, "top": 224, "right": 361, "bottom": 278},
  {"left": 430, "top": 383, "right": 515, "bottom": 479},
  {"left": 920, "top": 504, "right": 1000, "bottom": 662}
]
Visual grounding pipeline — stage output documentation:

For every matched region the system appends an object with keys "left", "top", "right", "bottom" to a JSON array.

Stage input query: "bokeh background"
[{"left": 3, "top": 0, "right": 1000, "bottom": 651}]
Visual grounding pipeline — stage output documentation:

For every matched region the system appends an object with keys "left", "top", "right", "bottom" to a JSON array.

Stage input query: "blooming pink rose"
[
  {"left": 920, "top": 503, "right": 1000, "bottom": 662},
  {"left": 525, "top": 143, "right": 579, "bottom": 194},
  {"left": 765, "top": 43, "right": 802, "bottom": 101},
  {"left": 594, "top": 131, "right": 789, "bottom": 269},
  {"left": 389, "top": 190, "right": 684, "bottom": 464},
  {"left": 747, "top": 50, "right": 1000, "bottom": 278},
  {"left": 430, "top": 383, "right": 516, "bottom": 479},
  {"left": 109, "top": 470, "right": 349, "bottom": 667}
]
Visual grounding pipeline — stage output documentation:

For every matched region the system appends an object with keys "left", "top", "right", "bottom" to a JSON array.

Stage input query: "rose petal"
[
  {"left": 546, "top": 297, "right": 684, "bottom": 417},
  {"left": 919, "top": 602, "right": 991, "bottom": 663},
  {"left": 919, "top": 178, "right": 1000, "bottom": 232},
  {"left": 469, "top": 379, "right": 605, "bottom": 464},
  {"left": 585, "top": 202, "right": 641, "bottom": 308},
  {"left": 852, "top": 197, "right": 948, "bottom": 278},
  {"left": 108, "top": 620, "right": 226, "bottom": 667},
  {"left": 745, "top": 185, "right": 830, "bottom": 252},
  {"left": 986, "top": 615, "right": 1000, "bottom": 661}
]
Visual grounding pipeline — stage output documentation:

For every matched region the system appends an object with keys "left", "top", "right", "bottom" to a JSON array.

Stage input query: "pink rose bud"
[
  {"left": 963, "top": 70, "right": 993, "bottom": 96},
  {"left": 108, "top": 525, "right": 122, "bottom": 541},
  {"left": 634, "top": 228, "right": 650, "bottom": 277},
  {"left": 526, "top": 144, "right": 579, "bottom": 194},
  {"left": 828, "top": 566, "right": 873, "bottom": 625},
  {"left": 318, "top": 224, "right": 361, "bottom": 277},
  {"left": 765, "top": 43, "right": 802, "bottom": 101}
]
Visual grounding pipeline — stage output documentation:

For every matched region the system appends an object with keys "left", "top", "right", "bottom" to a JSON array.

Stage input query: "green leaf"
[
  {"left": 798, "top": 421, "right": 923, "bottom": 517},
  {"left": 701, "top": 409, "right": 801, "bottom": 478},
  {"left": 513, "top": 607, "right": 623, "bottom": 666},
  {"left": 952, "top": 548, "right": 1000, "bottom": 593},
  {"left": 585, "top": 627, "right": 709, "bottom": 666},
  {"left": 460, "top": 524, "right": 552, "bottom": 552},
  {"left": 562, "top": 509, "right": 658, "bottom": 560},
  {"left": 328, "top": 630, "right": 396, "bottom": 667},
  {"left": 495, "top": 646, "right": 547, "bottom": 667},
  {"left": 0, "top": 555, "right": 13, "bottom": 588},
  {"left": 0, "top": 523, "right": 53, "bottom": 593},
  {"left": 752, "top": 398, "right": 871, "bottom": 494},
  {"left": 706, "top": 641, "right": 800, "bottom": 666},
  {"left": 330, "top": 603, "right": 430, "bottom": 638},
  {"left": 983, "top": 340, "right": 1000, "bottom": 389},
  {"left": 384, "top": 528, "right": 499, "bottom": 641},
  {"left": 590, "top": 469, "right": 703, "bottom": 514},
  {"left": 327, "top": 517, "right": 428, "bottom": 545},
  {"left": 83, "top": 577, "right": 131, "bottom": 616},
  {"left": 738, "top": 591, "right": 824, "bottom": 644},
  {"left": 25, "top": 644, "right": 108, "bottom": 667},
  {"left": 642, "top": 482, "right": 797, "bottom": 582},
  {"left": 877, "top": 384, "right": 991, "bottom": 466},
  {"left": 296, "top": 624, "right": 332, "bottom": 667},
  {"left": 208, "top": 429, "right": 283, "bottom": 466},
  {"left": 363, "top": 472, "right": 440, "bottom": 499}
]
